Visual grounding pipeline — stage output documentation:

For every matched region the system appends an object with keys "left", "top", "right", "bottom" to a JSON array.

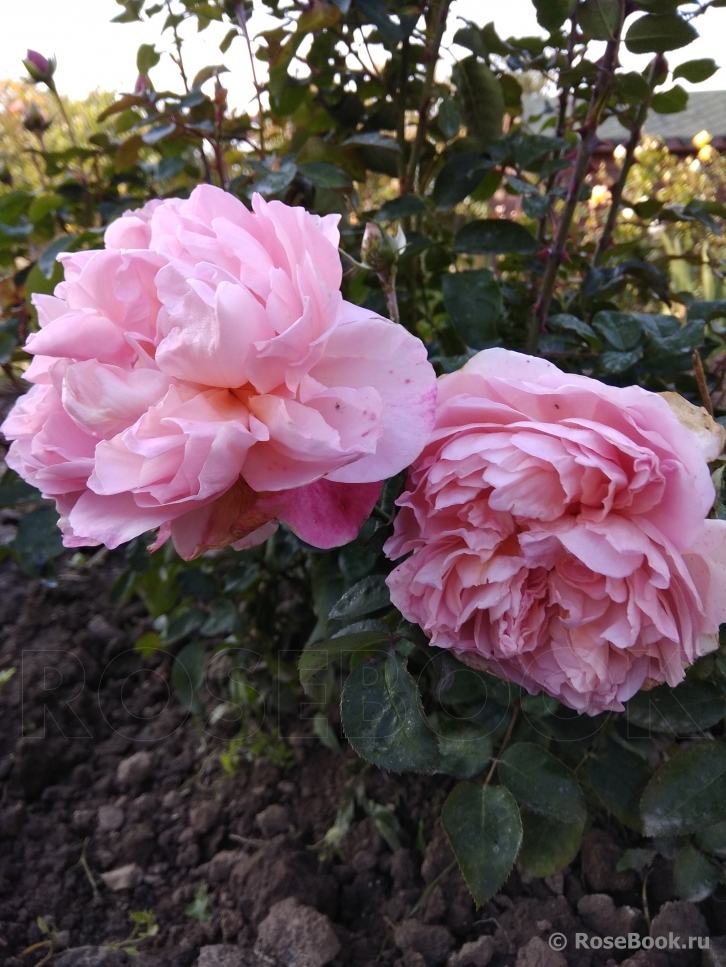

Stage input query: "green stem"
[{"left": 483, "top": 703, "right": 519, "bottom": 788}]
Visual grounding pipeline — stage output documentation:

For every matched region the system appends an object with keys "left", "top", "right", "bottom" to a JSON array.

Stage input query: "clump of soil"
[{"left": 0, "top": 551, "right": 721, "bottom": 967}]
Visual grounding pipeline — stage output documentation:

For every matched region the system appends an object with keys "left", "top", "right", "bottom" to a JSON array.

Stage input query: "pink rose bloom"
[
  {"left": 2, "top": 186, "right": 436, "bottom": 558},
  {"left": 385, "top": 349, "right": 726, "bottom": 715}
]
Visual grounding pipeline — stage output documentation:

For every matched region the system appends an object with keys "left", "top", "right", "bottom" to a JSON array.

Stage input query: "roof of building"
[
  {"left": 598, "top": 90, "right": 726, "bottom": 142},
  {"left": 523, "top": 91, "right": 726, "bottom": 149}
]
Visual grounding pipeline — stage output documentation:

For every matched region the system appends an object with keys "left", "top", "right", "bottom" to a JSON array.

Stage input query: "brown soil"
[{"left": 0, "top": 550, "right": 722, "bottom": 967}]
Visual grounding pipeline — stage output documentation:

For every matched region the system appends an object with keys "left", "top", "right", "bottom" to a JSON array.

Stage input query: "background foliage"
[{"left": 3, "top": 0, "right": 726, "bottom": 909}]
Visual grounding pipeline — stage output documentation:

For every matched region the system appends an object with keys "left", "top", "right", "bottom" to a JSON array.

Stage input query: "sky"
[{"left": 1, "top": 0, "right": 726, "bottom": 113}]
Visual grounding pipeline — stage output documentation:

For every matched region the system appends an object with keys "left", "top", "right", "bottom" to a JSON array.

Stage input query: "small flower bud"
[
  {"left": 361, "top": 222, "right": 400, "bottom": 273},
  {"left": 22, "top": 103, "right": 50, "bottom": 134},
  {"left": 134, "top": 73, "right": 150, "bottom": 94},
  {"left": 23, "top": 49, "right": 57, "bottom": 87}
]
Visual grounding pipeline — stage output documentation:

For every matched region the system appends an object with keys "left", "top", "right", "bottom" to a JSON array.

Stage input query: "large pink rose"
[
  {"left": 2, "top": 187, "right": 436, "bottom": 558},
  {"left": 385, "top": 349, "right": 726, "bottom": 714}
]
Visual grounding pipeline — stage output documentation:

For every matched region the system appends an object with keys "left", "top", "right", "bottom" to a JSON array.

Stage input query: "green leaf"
[
  {"left": 200, "top": 599, "right": 239, "bottom": 637},
  {"left": 172, "top": 641, "right": 206, "bottom": 712},
  {"left": 377, "top": 196, "right": 427, "bottom": 221},
  {"left": 13, "top": 506, "right": 63, "bottom": 573},
  {"left": 453, "top": 56, "right": 504, "bottom": 149},
  {"left": 549, "top": 313, "right": 601, "bottom": 348},
  {"left": 617, "top": 847, "right": 657, "bottom": 873},
  {"left": 499, "top": 742, "right": 586, "bottom": 825},
  {"left": 518, "top": 810, "right": 585, "bottom": 877},
  {"left": 340, "top": 652, "right": 439, "bottom": 773},
  {"left": 640, "top": 741, "right": 726, "bottom": 837},
  {"left": 437, "top": 98, "right": 461, "bottom": 139},
  {"left": 37, "top": 234, "right": 78, "bottom": 279},
  {"left": 441, "top": 783, "right": 523, "bottom": 906},
  {"left": 135, "top": 631, "right": 164, "bottom": 659},
  {"left": 578, "top": 0, "right": 622, "bottom": 40},
  {"left": 28, "top": 193, "right": 65, "bottom": 224},
  {"left": 253, "top": 156, "right": 297, "bottom": 197},
  {"left": 313, "top": 712, "right": 341, "bottom": 753},
  {"left": 695, "top": 819, "right": 726, "bottom": 859},
  {"left": 616, "top": 71, "right": 652, "bottom": 102},
  {"left": 0, "top": 471, "right": 41, "bottom": 508},
  {"left": 329, "top": 575, "right": 390, "bottom": 622},
  {"left": 185, "top": 883, "right": 212, "bottom": 922},
  {"left": 625, "top": 681, "right": 726, "bottom": 735},
  {"left": 219, "top": 27, "right": 238, "bottom": 54},
  {"left": 592, "top": 310, "right": 642, "bottom": 350},
  {"left": 673, "top": 58, "right": 719, "bottom": 83},
  {"left": 600, "top": 347, "right": 644, "bottom": 373},
  {"left": 673, "top": 843, "right": 721, "bottom": 902},
  {"left": 587, "top": 736, "right": 652, "bottom": 831},
  {"left": 142, "top": 122, "right": 176, "bottom": 145},
  {"left": 297, "top": 162, "right": 352, "bottom": 189},
  {"left": 625, "top": 13, "right": 698, "bottom": 55},
  {"left": 299, "top": 630, "right": 390, "bottom": 696},
  {"left": 432, "top": 153, "right": 493, "bottom": 211},
  {"left": 342, "top": 132, "right": 400, "bottom": 151},
  {"left": 191, "top": 64, "right": 229, "bottom": 89},
  {"left": 651, "top": 85, "right": 689, "bottom": 114},
  {"left": 533, "top": 0, "right": 577, "bottom": 32},
  {"left": 435, "top": 718, "right": 493, "bottom": 780},
  {"left": 453, "top": 220, "right": 539, "bottom": 256},
  {"left": 136, "top": 43, "right": 161, "bottom": 74},
  {"left": 442, "top": 270, "right": 502, "bottom": 349},
  {"left": 522, "top": 195, "right": 550, "bottom": 219},
  {"left": 355, "top": 0, "right": 402, "bottom": 45}
]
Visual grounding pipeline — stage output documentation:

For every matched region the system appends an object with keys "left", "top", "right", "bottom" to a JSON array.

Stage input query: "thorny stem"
[
  {"left": 397, "top": 37, "right": 410, "bottom": 182},
  {"left": 527, "top": 0, "right": 626, "bottom": 354},
  {"left": 483, "top": 703, "right": 520, "bottom": 787},
  {"left": 537, "top": 13, "right": 579, "bottom": 245},
  {"left": 594, "top": 59, "right": 659, "bottom": 266},
  {"left": 693, "top": 350, "right": 714, "bottom": 416},
  {"left": 403, "top": 0, "right": 452, "bottom": 193},
  {"left": 236, "top": 3, "right": 266, "bottom": 158},
  {"left": 166, "top": 0, "right": 190, "bottom": 93}
]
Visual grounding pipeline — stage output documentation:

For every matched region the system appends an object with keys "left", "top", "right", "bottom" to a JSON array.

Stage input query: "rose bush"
[
  {"left": 385, "top": 349, "right": 726, "bottom": 715},
  {"left": 1, "top": 186, "right": 436, "bottom": 558}
]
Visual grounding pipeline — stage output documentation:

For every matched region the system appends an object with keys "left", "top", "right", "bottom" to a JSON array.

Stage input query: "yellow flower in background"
[
  {"left": 589, "top": 184, "right": 611, "bottom": 209},
  {"left": 613, "top": 144, "right": 627, "bottom": 161},
  {"left": 693, "top": 129, "right": 712, "bottom": 150},
  {"left": 699, "top": 144, "right": 714, "bottom": 162}
]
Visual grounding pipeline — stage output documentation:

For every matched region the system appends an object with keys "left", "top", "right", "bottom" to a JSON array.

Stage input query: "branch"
[
  {"left": 537, "top": 13, "right": 579, "bottom": 245},
  {"left": 527, "top": 2, "right": 626, "bottom": 354},
  {"left": 593, "top": 58, "right": 659, "bottom": 266},
  {"left": 236, "top": 3, "right": 266, "bottom": 157},
  {"left": 403, "top": 0, "right": 452, "bottom": 193}
]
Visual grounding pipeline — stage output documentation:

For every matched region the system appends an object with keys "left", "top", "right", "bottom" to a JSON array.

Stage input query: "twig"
[
  {"left": 76, "top": 838, "right": 101, "bottom": 904},
  {"left": 527, "top": 1, "right": 626, "bottom": 354},
  {"left": 483, "top": 703, "right": 520, "bottom": 787},
  {"left": 403, "top": 0, "right": 452, "bottom": 193},
  {"left": 594, "top": 58, "right": 659, "bottom": 265},
  {"left": 692, "top": 350, "right": 714, "bottom": 416},
  {"left": 166, "top": 0, "right": 190, "bottom": 93},
  {"left": 537, "top": 13, "right": 579, "bottom": 245},
  {"left": 235, "top": 3, "right": 266, "bottom": 157}
]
